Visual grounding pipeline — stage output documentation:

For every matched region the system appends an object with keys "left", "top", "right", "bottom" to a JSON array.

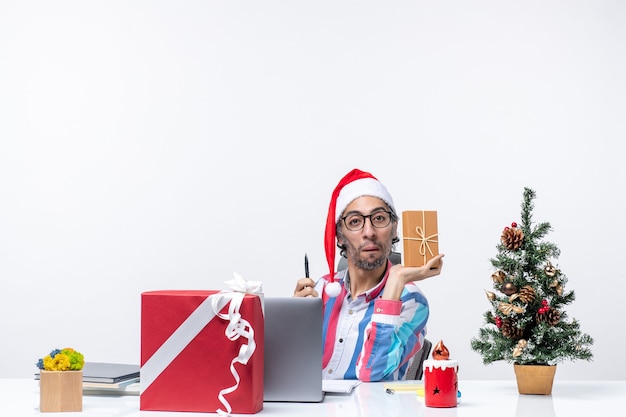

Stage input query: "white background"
[{"left": 1, "top": 1, "right": 624, "bottom": 381}]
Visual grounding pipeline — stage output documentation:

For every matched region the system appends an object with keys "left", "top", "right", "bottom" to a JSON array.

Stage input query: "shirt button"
[
  {"left": 376, "top": 307, "right": 383, "bottom": 313},
  {"left": 328, "top": 369, "right": 333, "bottom": 374},
  {"left": 339, "top": 338, "right": 344, "bottom": 343},
  {"left": 348, "top": 310, "right": 353, "bottom": 315}
]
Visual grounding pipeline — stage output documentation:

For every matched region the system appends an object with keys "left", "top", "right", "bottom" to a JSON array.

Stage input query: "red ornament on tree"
[
  {"left": 495, "top": 316, "right": 502, "bottom": 328},
  {"left": 511, "top": 222, "right": 517, "bottom": 228}
]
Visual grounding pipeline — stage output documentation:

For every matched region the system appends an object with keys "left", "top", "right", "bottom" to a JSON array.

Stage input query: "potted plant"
[
  {"left": 470, "top": 188, "right": 593, "bottom": 394},
  {"left": 36, "top": 348, "right": 85, "bottom": 412}
]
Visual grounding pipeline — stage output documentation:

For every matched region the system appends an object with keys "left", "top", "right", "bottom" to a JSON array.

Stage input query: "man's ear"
[{"left": 391, "top": 224, "right": 399, "bottom": 244}]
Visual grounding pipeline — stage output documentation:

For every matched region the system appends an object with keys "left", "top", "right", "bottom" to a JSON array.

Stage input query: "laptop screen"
[{"left": 263, "top": 297, "right": 324, "bottom": 402}]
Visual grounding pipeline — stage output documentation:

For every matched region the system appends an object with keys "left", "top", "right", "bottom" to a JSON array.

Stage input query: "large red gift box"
[{"left": 140, "top": 290, "right": 264, "bottom": 414}]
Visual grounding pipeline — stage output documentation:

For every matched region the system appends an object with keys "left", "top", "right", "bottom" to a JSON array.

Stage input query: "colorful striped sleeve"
[{"left": 355, "top": 284, "right": 429, "bottom": 381}]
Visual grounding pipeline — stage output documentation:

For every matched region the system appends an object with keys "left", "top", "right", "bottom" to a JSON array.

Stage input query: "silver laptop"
[{"left": 263, "top": 296, "right": 324, "bottom": 402}]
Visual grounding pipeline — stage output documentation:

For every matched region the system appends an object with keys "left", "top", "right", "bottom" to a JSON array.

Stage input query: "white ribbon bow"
[
  {"left": 225, "top": 272, "right": 263, "bottom": 294},
  {"left": 213, "top": 273, "right": 263, "bottom": 416}
]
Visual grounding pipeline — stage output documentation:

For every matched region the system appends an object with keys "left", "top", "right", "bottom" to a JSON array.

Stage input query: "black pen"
[{"left": 304, "top": 253, "right": 309, "bottom": 278}]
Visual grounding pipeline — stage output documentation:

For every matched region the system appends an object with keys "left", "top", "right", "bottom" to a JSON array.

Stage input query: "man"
[{"left": 294, "top": 168, "right": 444, "bottom": 381}]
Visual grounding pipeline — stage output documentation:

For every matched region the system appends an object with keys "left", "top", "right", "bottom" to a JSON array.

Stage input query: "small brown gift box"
[
  {"left": 402, "top": 211, "right": 439, "bottom": 267},
  {"left": 39, "top": 370, "right": 83, "bottom": 413}
]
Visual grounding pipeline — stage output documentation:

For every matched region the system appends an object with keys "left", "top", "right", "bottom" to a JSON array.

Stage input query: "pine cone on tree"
[
  {"left": 500, "top": 318, "right": 523, "bottom": 339},
  {"left": 518, "top": 285, "right": 536, "bottom": 304},
  {"left": 501, "top": 226, "right": 524, "bottom": 250},
  {"left": 537, "top": 308, "right": 561, "bottom": 326}
]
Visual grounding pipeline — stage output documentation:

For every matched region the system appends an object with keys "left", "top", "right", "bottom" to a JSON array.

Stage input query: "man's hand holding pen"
[
  {"left": 293, "top": 253, "right": 319, "bottom": 297},
  {"left": 294, "top": 253, "right": 319, "bottom": 297},
  {"left": 294, "top": 277, "right": 318, "bottom": 297}
]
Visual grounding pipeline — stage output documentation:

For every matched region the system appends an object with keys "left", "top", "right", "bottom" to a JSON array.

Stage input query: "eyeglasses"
[{"left": 341, "top": 210, "right": 393, "bottom": 231}]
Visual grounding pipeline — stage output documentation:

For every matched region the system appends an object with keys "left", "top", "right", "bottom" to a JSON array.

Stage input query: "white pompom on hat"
[{"left": 324, "top": 168, "right": 395, "bottom": 297}]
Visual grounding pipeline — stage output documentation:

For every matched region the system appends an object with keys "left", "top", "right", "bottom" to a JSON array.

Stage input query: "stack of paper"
[
  {"left": 322, "top": 380, "right": 361, "bottom": 394},
  {"left": 80, "top": 362, "right": 140, "bottom": 395}
]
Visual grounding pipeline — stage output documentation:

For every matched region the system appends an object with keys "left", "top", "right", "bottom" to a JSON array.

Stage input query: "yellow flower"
[
  {"left": 37, "top": 347, "right": 84, "bottom": 371},
  {"left": 43, "top": 353, "right": 71, "bottom": 371}
]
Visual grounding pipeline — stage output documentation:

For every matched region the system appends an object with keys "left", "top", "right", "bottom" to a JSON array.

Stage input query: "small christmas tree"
[{"left": 471, "top": 188, "right": 593, "bottom": 366}]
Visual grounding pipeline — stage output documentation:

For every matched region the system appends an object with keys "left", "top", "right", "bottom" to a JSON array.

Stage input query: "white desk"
[{"left": 1, "top": 379, "right": 624, "bottom": 416}]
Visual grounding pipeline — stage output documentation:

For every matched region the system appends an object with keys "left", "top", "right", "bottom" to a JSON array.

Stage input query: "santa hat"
[{"left": 324, "top": 168, "right": 395, "bottom": 297}]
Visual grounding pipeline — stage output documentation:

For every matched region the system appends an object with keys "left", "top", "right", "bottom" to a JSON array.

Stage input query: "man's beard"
[{"left": 345, "top": 240, "right": 390, "bottom": 271}]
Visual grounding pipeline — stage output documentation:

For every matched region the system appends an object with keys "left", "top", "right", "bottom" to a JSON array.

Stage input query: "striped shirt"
[{"left": 314, "top": 260, "right": 429, "bottom": 381}]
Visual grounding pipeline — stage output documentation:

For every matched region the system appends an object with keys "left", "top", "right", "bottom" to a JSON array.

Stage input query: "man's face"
[{"left": 338, "top": 196, "right": 397, "bottom": 271}]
